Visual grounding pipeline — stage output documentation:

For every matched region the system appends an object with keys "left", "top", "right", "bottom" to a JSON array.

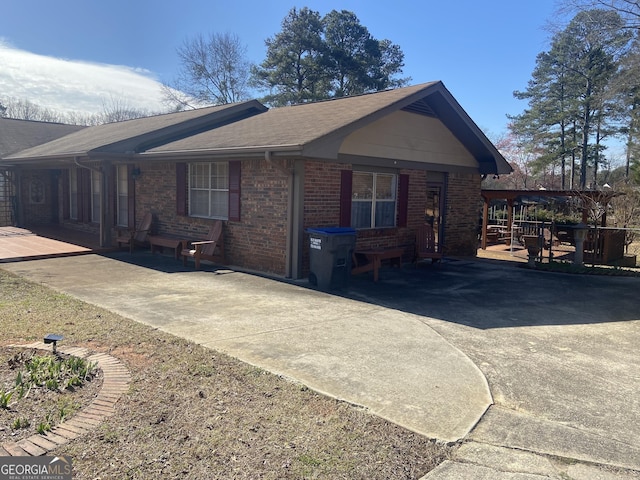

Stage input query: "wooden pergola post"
[
  {"left": 507, "top": 198, "right": 514, "bottom": 232},
  {"left": 481, "top": 196, "right": 489, "bottom": 250}
]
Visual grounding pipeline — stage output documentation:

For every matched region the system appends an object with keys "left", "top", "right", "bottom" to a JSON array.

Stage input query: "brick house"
[{"left": 1, "top": 82, "right": 511, "bottom": 278}]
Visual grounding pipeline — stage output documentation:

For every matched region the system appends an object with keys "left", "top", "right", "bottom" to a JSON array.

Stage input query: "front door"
[{"left": 425, "top": 182, "right": 444, "bottom": 244}]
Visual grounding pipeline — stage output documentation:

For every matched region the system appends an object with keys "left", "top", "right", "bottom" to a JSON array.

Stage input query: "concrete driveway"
[
  {"left": 2, "top": 251, "right": 639, "bottom": 478},
  {"left": 344, "top": 259, "right": 640, "bottom": 478}
]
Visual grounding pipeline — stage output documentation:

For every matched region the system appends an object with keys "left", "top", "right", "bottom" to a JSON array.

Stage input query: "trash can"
[{"left": 307, "top": 227, "right": 357, "bottom": 290}]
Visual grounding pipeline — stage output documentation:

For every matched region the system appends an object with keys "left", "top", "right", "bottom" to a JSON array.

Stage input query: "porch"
[{"left": 0, "top": 225, "right": 108, "bottom": 262}]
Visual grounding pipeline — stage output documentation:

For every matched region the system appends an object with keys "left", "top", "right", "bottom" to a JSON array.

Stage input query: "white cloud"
[{"left": 0, "top": 42, "right": 170, "bottom": 116}]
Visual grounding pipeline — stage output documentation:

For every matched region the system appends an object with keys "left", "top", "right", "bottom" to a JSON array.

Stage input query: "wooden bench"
[
  {"left": 352, "top": 247, "right": 403, "bottom": 282},
  {"left": 148, "top": 235, "right": 186, "bottom": 260}
]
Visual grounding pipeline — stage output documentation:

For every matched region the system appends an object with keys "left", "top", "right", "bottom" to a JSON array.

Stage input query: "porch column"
[
  {"left": 507, "top": 198, "right": 514, "bottom": 232},
  {"left": 100, "top": 161, "right": 113, "bottom": 247},
  {"left": 481, "top": 196, "right": 489, "bottom": 250}
]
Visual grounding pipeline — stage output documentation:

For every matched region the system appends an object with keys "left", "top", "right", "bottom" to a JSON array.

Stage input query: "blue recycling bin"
[{"left": 307, "top": 227, "right": 357, "bottom": 290}]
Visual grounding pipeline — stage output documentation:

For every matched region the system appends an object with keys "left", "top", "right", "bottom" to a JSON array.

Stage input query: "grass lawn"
[{"left": 0, "top": 269, "right": 453, "bottom": 479}]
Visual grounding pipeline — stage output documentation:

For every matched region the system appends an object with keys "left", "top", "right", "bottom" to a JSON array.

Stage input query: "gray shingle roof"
[
  {"left": 0, "top": 118, "right": 85, "bottom": 158},
  {"left": 146, "top": 83, "right": 440, "bottom": 154},
  {"left": 3, "top": 101, "right": 266, "bottom": 161},
  {"left": 2, "top": 83, "right": 511, "bottom": 174}
]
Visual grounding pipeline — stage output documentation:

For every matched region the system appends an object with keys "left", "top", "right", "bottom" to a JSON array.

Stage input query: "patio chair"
[
  {"left": 115, "top": 212, "right": 152, "bottom": 254},
  {"left": 182, "top": 220, "right": 225, "bottom": 269},
  {"left": 414, "top": 224, "right": 444, "bottom": 264}
]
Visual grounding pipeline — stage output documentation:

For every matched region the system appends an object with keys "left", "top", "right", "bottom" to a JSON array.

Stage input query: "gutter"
[{"left": 138, "top": 144, "right": 304, "bottom": 161}]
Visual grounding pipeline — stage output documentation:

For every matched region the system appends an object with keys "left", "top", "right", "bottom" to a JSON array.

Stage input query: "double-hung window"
[
  {"left": 351, "top": 171, "right": 397, "bottom": 229},
  {"left": 91, "top": 170, "right": 101, "bottom": 223},
  {"left": 189, "top": 162, "right": 229, "bottom": 219},
  {"left": 116, "top": 165, "right": 129, "bottom": 227},
  {"left": 69, "top": 167, "right": 78, "bottom": 220}
]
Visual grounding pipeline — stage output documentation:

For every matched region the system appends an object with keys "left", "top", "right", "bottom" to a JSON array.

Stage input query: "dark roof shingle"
[{"left": 0, "top": 118, "right": 85, "bottom": 158}]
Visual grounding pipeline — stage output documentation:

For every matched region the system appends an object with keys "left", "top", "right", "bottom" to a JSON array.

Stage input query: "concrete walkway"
[{"left": 2, "top": 248, "right": 640, "bottom": 479}]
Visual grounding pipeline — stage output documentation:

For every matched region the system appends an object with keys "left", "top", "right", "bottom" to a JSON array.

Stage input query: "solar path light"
[{"left": 44, "top": 333, "right": 63, "bottom": 354}]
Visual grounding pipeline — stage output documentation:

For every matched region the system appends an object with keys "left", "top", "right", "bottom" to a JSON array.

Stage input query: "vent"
[{"left": 402, "top": 98, "right": 437, "bottom": 117}]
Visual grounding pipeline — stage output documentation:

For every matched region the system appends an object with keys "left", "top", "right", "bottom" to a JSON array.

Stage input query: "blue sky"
[{"left": 2, "top": 0, "right": 564, "bottom": 137}]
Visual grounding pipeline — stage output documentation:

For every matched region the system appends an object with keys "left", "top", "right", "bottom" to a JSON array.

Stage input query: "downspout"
[
  {"left": 265, "top": 151, "right": 294, "bottom": 278},
  {"left": 74, "top": 157, "right": 101, "bottom": 174}
]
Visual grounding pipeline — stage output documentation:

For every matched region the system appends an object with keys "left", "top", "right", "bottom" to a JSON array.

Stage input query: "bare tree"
[
  {"left": 164, "top": 32, "right": 252, "bottom": 109},
  {"left": 95, "top": 95, "right": 151, "bottom": 123},
  {"left": 609, "top": 181, "right": 640, "bottom": 251},
  {"left": 0, "top": 95, "right": 154, "bottom": 125},
  {"left": 560, "top": 0, "right": 640, "bottom": 30}
]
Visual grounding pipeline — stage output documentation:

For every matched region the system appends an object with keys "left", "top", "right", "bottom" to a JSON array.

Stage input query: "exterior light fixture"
[{"left": 44, "top": 333, "right": 63, "bottom": 354}]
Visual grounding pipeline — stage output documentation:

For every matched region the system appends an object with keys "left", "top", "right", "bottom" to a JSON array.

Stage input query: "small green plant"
[
  {"left": 298, "top": 454, "right": 322, "bottom": 467},
  {"left": 58, "top": 399, "right": 79, "bottom": 422},
  {"left": 0, "top": 389, "right": 13, "bottom": 409},
  {"left": 12, "top": 417, "right": 30, "bottom": 430},
  {"left": 37, "top": 413, "right": 54, "bottom": 434},
  {"left": 45, "top": 378, "right": 59, "bottom": 391}
]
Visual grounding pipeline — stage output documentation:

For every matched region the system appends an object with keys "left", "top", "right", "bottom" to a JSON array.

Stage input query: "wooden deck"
[{"left": 0, "top": 225, "right": 108, "bottom": 262}]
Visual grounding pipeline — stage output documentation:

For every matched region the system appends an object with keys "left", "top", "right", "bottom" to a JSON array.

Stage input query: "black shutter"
[
  {"left": 176, "top": 163, "right": 187, "bottom": 216},
  {"left": 397, "top": 174, "right": 409, "bottom": 228},
  {"left": 127, "top": 165, "right": 136, "bottom": 227},
  {"left": 228, "top": 161, "right": 241, "bottom": 222},
  {"left": 339, "top": 169, "right": 352, "bottom": 227},
  {"left": 61, "top": 170, "right": 70, "bottom": 220}
]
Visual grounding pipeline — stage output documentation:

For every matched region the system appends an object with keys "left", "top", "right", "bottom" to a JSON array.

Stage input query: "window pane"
[
  {"left": 191, "top": 190, "right": 209, "bottom": 217},
  {"left": 210, "top": 191, "right": 228, "bottom": 218},
  {"left": 117, "top": 165, "right": 128, "bottom": 226},
  {"left": 191, "top": 163, "right": 208, "bottom": 189},
  {"left": 375, "top": 174, "right": 395, "bottom": 200},
  {"left": 352, "top": 201, "right": 372, "bottom": 229},
  {"left": 375, "top": 201, "right": 396, "bottom": 227},
  {"left": 352, "top": 172, "right": 373, "bottom": 200},
  {"left": 211, "top": 163, "right": 228, "bottom": 190}
]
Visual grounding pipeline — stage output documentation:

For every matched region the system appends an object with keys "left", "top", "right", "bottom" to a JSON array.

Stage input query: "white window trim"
[
  {"left": 352, "top": 171, "right": 398, "bottom": 229},
  {"left": 188, "top": 162, "right": 229, "bottom": 220}
]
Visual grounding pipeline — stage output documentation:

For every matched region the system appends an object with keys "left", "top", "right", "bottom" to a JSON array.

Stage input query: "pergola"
[{"left": 479, "top": 189, "right": 620, "bottom": 250}]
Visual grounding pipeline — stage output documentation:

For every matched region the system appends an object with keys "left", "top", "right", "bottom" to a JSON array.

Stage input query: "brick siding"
[
  {"left": 444, "top": 172, "right": 482, "bottom": 256},
  {"left": 136, "top": 159, "right": 290, "bottom": 275}
]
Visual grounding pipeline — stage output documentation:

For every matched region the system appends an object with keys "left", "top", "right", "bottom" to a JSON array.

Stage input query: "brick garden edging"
[{"left": 0, "top": 342, "right": 130, "bottom": 456}]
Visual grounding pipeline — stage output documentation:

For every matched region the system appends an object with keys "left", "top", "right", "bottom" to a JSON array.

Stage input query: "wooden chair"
[
  {"left": 115, "top": 212, "right": 152, "bottom": 254},
  {"left": 182, "top": 220, "right": 225, "bottom": 269},
  {"left": 414, "top": 224, "right": 444, "bottom": 264}
]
